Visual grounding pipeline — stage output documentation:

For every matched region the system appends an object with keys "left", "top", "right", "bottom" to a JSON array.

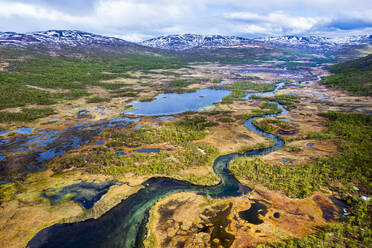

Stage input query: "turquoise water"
[
  {"left": 42, "top": 181, "right": 116, "bottom": 209},
  {"left": 124, "top": 88, "right": 231, "bottom": 116},
  {"left": 28, "top": 82, "right": 289, "bottom": 248}
]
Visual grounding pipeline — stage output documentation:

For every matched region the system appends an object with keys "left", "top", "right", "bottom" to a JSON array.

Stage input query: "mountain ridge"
[
  {"left": 1, "top": 30, "right": 371, "bottom": 53},
  {"left": 140, "top": 34, "right": 257, "bottom": 50},
  {"left": 0, "top": 30, "right": 152, "bottom": 53},
  {"left": 141, "top": 33, "right": 372, "bottom": 51}
]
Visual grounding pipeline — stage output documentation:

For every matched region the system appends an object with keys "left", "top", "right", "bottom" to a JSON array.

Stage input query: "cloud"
[
  {"left": 325, "top": 10, "right": 372, "bottom": 30},
  {"left": 328, "top": 19, "right": 372, "bottom": 30},
  {"left": 0, "top": 0, "right": 371, "bottom": 41},
  {"left": 224, "top": 11, "right": 321, "bottom": 34},
  {"left": 0, "top": 2, "right": 91, "bottom": 23},
  {"left": 5, "top": 0, "right": 98, "bottom": 14}
]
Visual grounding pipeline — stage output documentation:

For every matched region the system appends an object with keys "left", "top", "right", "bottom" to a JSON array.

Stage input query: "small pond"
[
  {"left": 238, "top": 200, "right": 268, "bottom": 225},
  {"left": 129, "top": 148, "right": 161, "bottom": 154}
]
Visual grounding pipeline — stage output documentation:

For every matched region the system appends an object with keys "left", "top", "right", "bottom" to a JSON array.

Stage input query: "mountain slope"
[
  {"left": 141, "top": 34, "right": 257, "bottom": 50},
  {"left": 323, "top": 54, "right": 372, "bottom": 96},
  {"left": 255, "top": 35, "right": 372, "bottom": 52},
  {"left": 2, "top": 30, "right": 370, "bottom": 55},
  {"left": 141, "top": 33, "right": 372, "bottom": 52},
  {"left": 0, "top": 30, "right": 153, "bottom": 53}
]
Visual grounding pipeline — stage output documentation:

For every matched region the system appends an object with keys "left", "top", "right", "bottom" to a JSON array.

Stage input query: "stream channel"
[{"left": 28, "top": 82, "right": 288, "bottom": 248}]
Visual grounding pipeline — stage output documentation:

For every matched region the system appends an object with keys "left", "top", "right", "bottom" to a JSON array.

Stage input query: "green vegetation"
[
  {"left": 163, "top": 78, "right": 211, "bottom": 94},
  {"left": 181, "top": 172, "right": 219, "bottom": 185},
  {"left": 0, "top": 78, "right": 55, "bottom": 109},
  {"left": 177, "top": 116, "right": 218, "bottom": 130},
  {"left": 103, "top": 143, "right": 217, "bottom": 177},
  {"left": 235, "top": 102, "right": 281, "bottom": 121},
  {"left": 49, "top": 115, "right": 220, "bottom": 184},
  {"left": 104, "top": 124, "right": 204, "bottom": 148},
  {"left": 104, "top": 117, "right": 215, "bottom": 148},
  {"left": 52, "top": 143, "right": 218, "bottom": 184},
  {"left": 231, "top": 157, "right": 319, "bottom": 198},
  {"left": 163, "top": 88, "right": 197, "bottom": 94},
  {"left": 203, "top": 110, "right": 234, "bottom": 116},
  {"left": 231, "top": 112, "right": 371, "bottom": 198},
  {"left": 169, "top": 79, "right": 190, "bottom": 87},
  {"left": 286, "top": 145, "right": 303, "bottom": 153},
  {"left": 0, "top": 49, "right": 188, "bottom": 109},
  {"left": 233, "top": 81, "right": 277, "bottom": 92},
  {"left": 252, "top": 94, "right": 299, "bottom": 109},
  {"left": 212, "top": 78, "right": 222, "bottom": 83},
  {"left": 218, "top": 117, "right": 235, "bottom": 123},
  {"left": 231, "top": 111, "right": 372, "bottom": 247},
  {"left": 220, "top": 96, "right": 234, "bottom": 104},
  {"left": 0, "top": 108, "right": 55, "bottom": 123},
  {"left": 237, "top": 140, "right": 275, "bottom": 153},
  {"left": 322, "top": 54, "right": 372, "bottom": 96},
  {"left": 219, "top": 81, "right": 276, "bottom": 104},
  {"left": 253, "top": 118, "right": 295, "bottom": 134},
  {"left": 111, "top": 91, "right": 138, "bottom": 98}
]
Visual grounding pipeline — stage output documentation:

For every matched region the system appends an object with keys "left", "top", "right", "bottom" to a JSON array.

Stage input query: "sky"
[{"left": 0, "top": 0, "right": 372, "bottom": 42}]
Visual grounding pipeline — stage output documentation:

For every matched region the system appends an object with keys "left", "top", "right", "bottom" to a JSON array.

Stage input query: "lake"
[{"left": 124, "top": 88, "right": 230, "bottom": 116}]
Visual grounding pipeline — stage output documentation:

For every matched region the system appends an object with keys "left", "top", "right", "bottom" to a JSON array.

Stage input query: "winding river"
[{"left": 28, "top": 82, "right": 288, "bottom": 248}]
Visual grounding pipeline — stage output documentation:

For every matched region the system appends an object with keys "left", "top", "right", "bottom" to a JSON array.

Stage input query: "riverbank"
[{"left": 0, "top": 65, "right": 370, "bottom": 248}]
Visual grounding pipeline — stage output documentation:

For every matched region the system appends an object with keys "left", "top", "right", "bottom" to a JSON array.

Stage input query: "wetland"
[{"left": 0, "top": 46, "right": 371, "bottom": 248}]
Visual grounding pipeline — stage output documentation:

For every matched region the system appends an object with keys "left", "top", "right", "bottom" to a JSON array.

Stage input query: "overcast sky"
[{"left": 0, "top": 0, "right": 371, "bottom": 41}]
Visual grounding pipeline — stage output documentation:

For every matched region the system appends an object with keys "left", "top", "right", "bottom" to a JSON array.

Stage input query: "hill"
[
  {"left": 0, "top": 30, "right": 156, "bottom": 54},
  {"left": 141, "top": 34, "right": 256, "bottom": 50},
  {"left": 141, "top": 34, "right": 372, "bottom": 53},
  {"left": 323, "top": 54, "right": 372, "bottom": 96}
]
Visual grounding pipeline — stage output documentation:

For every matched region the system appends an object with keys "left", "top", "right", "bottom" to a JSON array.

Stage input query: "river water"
[{"left": 28, "top": 82, "right": 288, "bottom": 248}]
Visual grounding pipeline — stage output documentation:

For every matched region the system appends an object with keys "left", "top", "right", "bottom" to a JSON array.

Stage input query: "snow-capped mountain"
[
  {"left": 141, "top": 34, "right": 257, "bottom": 50},
  {"left": 141, "top": 33, "right": 372, "bottom": 51},
  {"left": 0, "top": 30, "right": 141, "bottom": 50},
  {"left": 1, "top": 30, "right": 371, "bottom": 52},
  {"left": 254, "top": 35, "right": 372, "bottom": 51}
]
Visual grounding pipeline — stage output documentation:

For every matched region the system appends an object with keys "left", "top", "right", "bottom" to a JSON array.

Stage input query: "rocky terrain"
[
  {"left": 141, "top": 33, "right": 372, "bottom": 52},
  {"left": 1, "top": 30, "right": 371, "bottom": 54},
  {"left": 0, "top": 30, "right": 150, "bottom": 52}
]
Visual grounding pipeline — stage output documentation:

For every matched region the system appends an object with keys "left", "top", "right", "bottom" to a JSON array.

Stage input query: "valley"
[{"left": 0, "top": 31, "right": 370, "bottom": 248}]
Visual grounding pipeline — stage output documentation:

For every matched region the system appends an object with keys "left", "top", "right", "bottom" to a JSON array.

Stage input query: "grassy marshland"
[
  {"left": 235, "top": 102, "right": 282, "bottom": 122},
  {"left": 51, "top": 116, "right": 220, "bottom": 185},
  {"left": 231, "top": 112, "right": 371, "bottom": 247},
  {"left": 217, "top": 81, "right": 276, "bottom": 104},
  {"left": 104, "top": 116, "right": 217, "bottom": 148},
  {"left": 259, "top": 198, "right": 371, "bottom": 248},
  {"left": 253, "top": 118, "right": 295, "bottom": 134},
  {"left": 251, "top": 94, "right": 300, "bottom": 110}
]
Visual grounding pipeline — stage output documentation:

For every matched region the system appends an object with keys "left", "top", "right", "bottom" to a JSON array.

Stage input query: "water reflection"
[{"left": 124, "top": 88, "right": 230, "bottom": 116}]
